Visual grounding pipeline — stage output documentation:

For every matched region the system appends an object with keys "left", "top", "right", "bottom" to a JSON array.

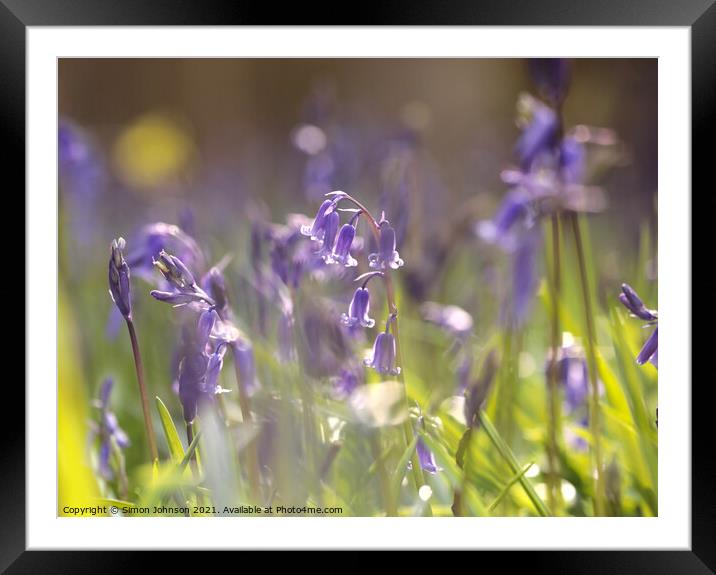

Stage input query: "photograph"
[{"left": 57, "top": 57, "right": 658, "bottom": 519}]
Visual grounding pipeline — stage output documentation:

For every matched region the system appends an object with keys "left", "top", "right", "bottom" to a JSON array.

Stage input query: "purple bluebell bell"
[
  {"left": 126, "top": 222, "right": 205, "bottom": 280},
  {"left": 557, "top": 346, "right": 590, "bottom": 413},
  {"left": 368, "top": 219, "right": 404, "bottom": 270},
  {"left": 341, "top": 287, "right": 375, "bottom": 328},
  {"left": 300, "top": 198, "right": 336, "bottom": 241},
  {"left": 364, "top": 318, "right": 401, "bottom": 376},
  {"left": 559, "top": 136, "right": 586, "bottom": 185},
  {"left": 515, "top": 94, "right": 560, "bottom": 171},
  {"left": 416, "top": 438, "right": 441, "bottom": 473},
  {"left": 618, "top": 283, "right": 658, "bottom": 368},
  {"left": 328, "top": 214, "right": 359, "bottom": 267},
  {"left": 316, "top": 210, "right": 340, "bottom": 262},
  {"left": 176, "top": 310, "right": 231, "bottom": 423},
  {"left": 233, "top": 339, "right": 261, "bottom": 397},
  {"left": 203, "top": 266, "right": 230, "bottom": 316},
  {"left": 178, "top": 349, "right": 209, "bottom": 424},
  {"left": 332, "top": 368, "right": 362, "bottom": 399},
  {"left": 197, "top": 308, "right": 218, "bottom": 349},
  {"left": 204, "top": 344, "right": 228, "bottom": 395},
  {"left": 108, "top": 238, "right": 132, "bottom": 320},
  {"left": 637, "top": 327, "right": 658, "bottom": 368},
  {"left": 95, "top": 378, "right": 130, "bottom": 480},
  {"left": 619, "top": 283, "right": 657, "bottom": 322},
  {"left": 150, "top": 250, "right": 215, "bottom": 308},
  {"left": 476, "top": 189, "right": 532, "bottom": 250}
]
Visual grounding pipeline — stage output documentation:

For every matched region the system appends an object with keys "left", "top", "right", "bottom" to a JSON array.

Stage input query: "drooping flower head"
[
  {"left": 233, "top": 338, "right": 261, "bottom": 397},
  {"left": 328, "top": 210, "right": 360, "bottom": 267},
  {"left": 619, "top": 283, "right": 657, "bottom": 322},
  {"left": 618, "top": 283, "right": 658, "bottom": 368},
  {"left": 108, "top": 238, "right": 132, "bottom": 320},
  {"left": 555, "top": 343, "right": 590, "bottom": 413},
  {"left": 368, "top": 217, "right": 404, "bottom": 270},
  {"left": 150, "top": 250, "right": 215, "bottom": 308},
  {"left": 300, "top": 198, "right": 337, "bottom": 241},
  {"left": 342, "top": 287, "right": 376, "bottom": 329},
  {"left": 416, "top": 437, "right": 442, "bottom": 474},
  {"left": 364, "top": 315, "right": 401, "bottom": 376},
  {"left": 316, "top": 210, "right": 340, "bottom": 262},
  {"left": 126, "top": 222, "right": 205, "bottom": 280}
]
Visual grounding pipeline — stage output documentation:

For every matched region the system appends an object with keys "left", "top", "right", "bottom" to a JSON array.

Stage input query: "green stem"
[
  {"left": 370, "top": 433, "right": 396, "bottom": 516},
  {"left": 546, "top": 214, "right": 563, "bottom": 513},
  {"left": 125, "top": 318, "right": 159, "bottom": 463},
  {"left": 479, "top": 412, "right": 550, "bottom": 517},
  {"left": 568, "top": 213, "right": 605, "bottom": 516}
]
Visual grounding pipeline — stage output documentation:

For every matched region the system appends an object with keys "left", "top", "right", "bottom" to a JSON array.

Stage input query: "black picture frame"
[{"left": 7, "top": 0, "right": 707, "bottom": 570}]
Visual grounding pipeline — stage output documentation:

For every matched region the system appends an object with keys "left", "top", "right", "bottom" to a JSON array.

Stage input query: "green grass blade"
[
  {"left": 488, "top": 462, "right": 534, "bottom": 512},
  {"left": 155, "top": 396, "right": 185, "bottom": 463},
  {"left": 479, "top": 412, "right": 551, "bottom": 517}
]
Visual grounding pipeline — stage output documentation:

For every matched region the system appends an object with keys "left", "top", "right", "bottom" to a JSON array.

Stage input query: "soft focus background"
[{"left": 58, "top": 59, "right": 657, "bottom": 517}]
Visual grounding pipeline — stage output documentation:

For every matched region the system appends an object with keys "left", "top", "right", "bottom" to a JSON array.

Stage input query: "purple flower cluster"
[{"left": 477, "top": 59, "right": 616, "bottom": 327}]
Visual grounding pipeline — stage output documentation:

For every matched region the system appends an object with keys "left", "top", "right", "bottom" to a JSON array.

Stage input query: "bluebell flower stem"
[
  {"left": 185, "top": 422, "right": 199, "bottom": 477},
  {"left": 370, "top": 433, "right": 396, "bottom": 516},
  {"left": 344, "top": 194, "right": 432, "bottom": 515},
  {"left": 125, "top": 318, "right": 159, "bottom": 463},
  {"left": 340, "top": 193, "right": 431, "bottom": 514},
  {"left": 231, "top": 349, "right": 261, "bottom": 501},
  {"left": 546, "top": 214, "right": 563, "bottom": 513},
  {"left": 568, "top": 213, "right": 605, "bottom": 516}
]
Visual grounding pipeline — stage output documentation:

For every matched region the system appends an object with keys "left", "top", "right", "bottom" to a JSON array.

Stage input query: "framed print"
[{"left": 6, "top": 0, "right": 711, "bottom": 570}]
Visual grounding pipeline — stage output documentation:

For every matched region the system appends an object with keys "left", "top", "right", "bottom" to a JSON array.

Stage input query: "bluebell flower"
[
  {"left": 364, "top": 318, "right": 401, "bottom": 376},
  {"left": 94, "top": 378, "right": 130, "bottom": 480},
  {"left": 368, "top": 219, "right": 404, "bottom": 270},
  {"left": 476, "top": 189, "right": 533, "bottom": 251},
  {"left": 150, "top": 250, "right": 215, "bottom": 308},
  {"left": 637, "top": 327, "right": 658, "bottom": 368},
  {"left": 108, "top": 238, "right": 132, "bottom": 320},
  {"left": 341, "top": 287, "right": 375, "bottom": 328},
  {"left": 126, "top": 222, "right": 205, "bottom": 280},
  {"left": 332, "top": 368, "right": 362, "bottom": 399},
  {"left": 300, "top": 198, "right": 336, "bottom": 241},
  {"left": 328, "top": 220, "right": 358, "bottom": 267},
  {"left": 176, "top": 310, "right": 230, "bottom": 423},
  {"left": 515, "top": 94, "right": 560, "bottom": 171},
  {"left": 204, "top": 344, "right": 229, "bottom": 395},
  {"left": 197, "top": 308, "right": 218, "bottom": 349},
  {"left": 416, "top": 438, "right": 442, "bottom": 474},
  {"left": 316, "top": 210, "right": 340, "bottom": 262},
  {"left": 233, "top": 339, "right": 261, "bottom": 397},
  {"left": 619, "top": 283, "right": 657, "bottom": 322},
  {"left": 178, "top": 348, "right": 209, "bottom": 424},
  {"left": 618, "top": 283, "right": 658, "bottom": 368},
  {"left": 556, "top": 345, "right": 590, "bottom": 413}
]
